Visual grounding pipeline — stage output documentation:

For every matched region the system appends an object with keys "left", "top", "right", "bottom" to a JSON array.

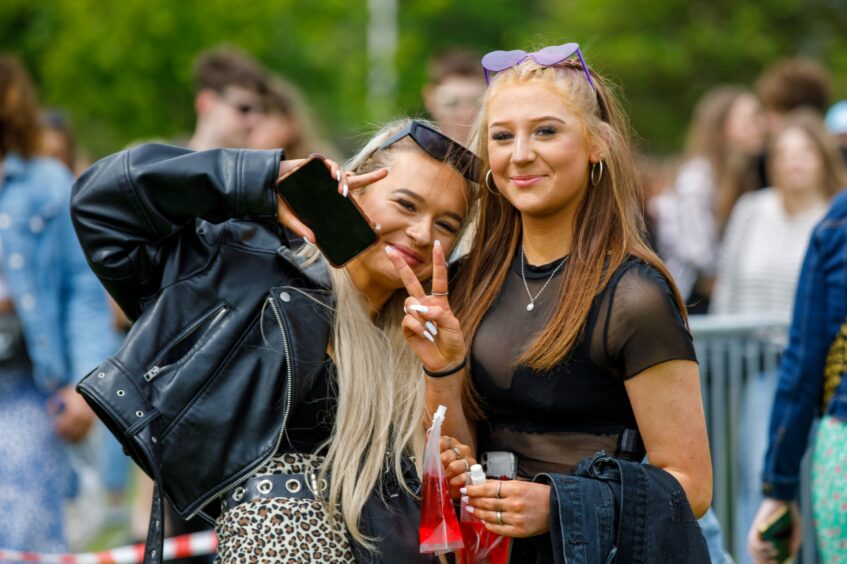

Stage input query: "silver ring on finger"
[
  {"left": 496, "top": 481, "right": 503, "bottom": 499},
  {"left": 451, "top": 446, "right": 462, "bottom": 460},
  {"left": 462, "top": 459, "right": 470, "bottom": 472},
  {"left": 431, "top": 290, "right": 449, "bottom": 296},
  {"left": 497, "top": 511, "right": 503, "bottom": 526}
]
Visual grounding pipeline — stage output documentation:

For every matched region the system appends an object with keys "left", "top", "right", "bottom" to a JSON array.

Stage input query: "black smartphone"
[
  {"left": 758, "top": 505, "right": 793, "bottom": 563},
  {"left": 275, "top": 155, "right": 378, "bottom": 267}
]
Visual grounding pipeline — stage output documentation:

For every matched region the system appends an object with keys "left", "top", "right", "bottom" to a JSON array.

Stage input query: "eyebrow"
[
  {"left": 394, "top": 188, "right": 464, "bottom": 224},
  {"left": 490, "top": 115, "right": 567, "bottom": 128}
]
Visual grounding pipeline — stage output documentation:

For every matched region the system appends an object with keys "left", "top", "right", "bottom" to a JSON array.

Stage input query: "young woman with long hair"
[
  {"left": 71, "top": 118, "right": 479, "bottom": 562},
  {"left": 388, "top": 45, "right": 713, "bottom": 560},
  {"left": 654, "top": 86, "right": 765, "bottom": 310}
]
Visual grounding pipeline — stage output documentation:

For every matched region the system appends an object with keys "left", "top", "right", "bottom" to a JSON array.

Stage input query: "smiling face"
[
  {"left": 486, "top": 80, "right": 600, "bottom": 221},
  {"left": 348, "top": 150, "right": 469, "bottom": 293}
]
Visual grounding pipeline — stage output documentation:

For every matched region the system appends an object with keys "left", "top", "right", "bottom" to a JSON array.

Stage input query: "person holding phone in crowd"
[
  {"left": 390, "top": 44, "right": 713, "bottom": 561},
  {"left": 71, "top": 118, "right": 480, "bottom": 561},
  {"left": 746, "top": 118, "right": 847, "bottom": 563}
]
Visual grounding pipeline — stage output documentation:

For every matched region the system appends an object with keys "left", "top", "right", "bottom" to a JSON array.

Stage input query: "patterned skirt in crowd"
[
  {"left": 0, "top": 369, "right": 73, "bottom": 552},
  {"left": 214, "top": 452, "right": 356, "bottom": 563}
]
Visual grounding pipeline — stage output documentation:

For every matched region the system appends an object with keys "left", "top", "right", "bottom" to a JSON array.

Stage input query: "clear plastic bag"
[
  {"left": 458, "top": 467, "right": 510, "bottom": 564},
  {"left": 419, "top": 405, "right": 464, "bottom": 555}
]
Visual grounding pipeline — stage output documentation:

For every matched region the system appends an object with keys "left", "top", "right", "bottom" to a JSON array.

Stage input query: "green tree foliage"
[{"left": 2, "top": 0, "right": 845, "bottom": 158}]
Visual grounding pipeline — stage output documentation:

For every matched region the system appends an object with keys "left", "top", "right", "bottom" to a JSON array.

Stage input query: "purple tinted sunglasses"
[{"left": 481, "top": 43, "right": 595, "bottom": 90}]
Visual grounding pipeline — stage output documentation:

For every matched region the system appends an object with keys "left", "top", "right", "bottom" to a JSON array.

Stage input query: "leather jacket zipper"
[
  {"left": 143, "top": 305, "right": 229, "bottom": 382},
  {"left": 186, "top": 294, "right": 294, "bottom": 520}
]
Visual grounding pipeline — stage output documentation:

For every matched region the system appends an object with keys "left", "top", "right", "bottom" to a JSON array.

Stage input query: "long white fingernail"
[
  {"left": 409, "top": 304, "right": 429, "bottom": 313},
  {"left": 335, "top": 169, "right": 341, "bottom": 181},
  {"left": 384, "top": 245, "right": 392, "bottom": 255},
  {"left": 461, "top": 496, "right": 469, "bottom": 504},
  {"left": 460, "top": 487, "right": 467, "bottom": 495},
  {"left": 426, "top": 321, "right": 438, "bottom": 335},
  {"left": 342, "top": 184, "right": 349, "bottom": 198},
  {"left": 403, "top": 306, "right": 408, "bottom": 314},
  {"left": 466, "top": 506, "right": 475, "bottom": 514},
  {"left": 434, "top": 239, "right": 441, "bottom": 247},
  {"left": 423, "top": 330, "right": 435, "bottom": 343},
  {"left": 375, "top": 223, "right": 382, "bottom": 232}
]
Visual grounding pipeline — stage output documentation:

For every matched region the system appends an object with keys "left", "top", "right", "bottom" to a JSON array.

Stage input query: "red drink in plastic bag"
[
  {"left": 458, "top": 467, "right": 511, "bottom": 563},
  {"left": 419, "top": 405, "right": 465, "bottom": 554}
]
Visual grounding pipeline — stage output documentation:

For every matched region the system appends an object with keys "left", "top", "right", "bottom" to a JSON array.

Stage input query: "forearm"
[
  {"left": 72, "top": 144, "right": 281, "bottom": 248},
  {"left": 71, "top": 144, "right": 282, "bottom": 317}
]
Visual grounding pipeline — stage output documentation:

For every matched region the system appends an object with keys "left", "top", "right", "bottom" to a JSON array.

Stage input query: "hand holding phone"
[
  {"left": 758, "top": 505, "right": 793, "bottom": 563},
  {"left": 275, "top": 155, "right": 386, "bottom": 267}
]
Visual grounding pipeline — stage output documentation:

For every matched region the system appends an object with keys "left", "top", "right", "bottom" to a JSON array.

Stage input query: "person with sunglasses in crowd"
[
  {"left": 393, "top": 44, "right": 713, "bottom": 562},
  {"left": 70, "top": 118, "right": 480, "bottom": 562},
  {"left": 186, "top": 46, "right": 269, "bottom": 151}
]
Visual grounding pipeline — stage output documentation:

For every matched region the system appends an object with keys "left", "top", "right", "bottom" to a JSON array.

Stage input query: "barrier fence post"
[{"left": 690, "top": 314, "right": 818, "bottom": 563}]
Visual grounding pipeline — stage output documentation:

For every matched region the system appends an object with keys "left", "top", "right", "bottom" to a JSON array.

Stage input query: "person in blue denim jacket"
[
  {"left": 749, "top": 180, "right": 847, "bottom": 562},
  {"left": 0, "top": 55, "right": 119, "bottom": 552}
]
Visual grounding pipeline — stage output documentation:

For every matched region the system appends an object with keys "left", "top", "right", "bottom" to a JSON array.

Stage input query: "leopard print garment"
[{"left": 214, "top": 453, "right": 356, "bottom": 563}]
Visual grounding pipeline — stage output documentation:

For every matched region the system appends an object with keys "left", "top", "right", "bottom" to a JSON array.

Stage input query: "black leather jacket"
[{"left": 71, "top": 144, "right": 335, "bottom": 523}]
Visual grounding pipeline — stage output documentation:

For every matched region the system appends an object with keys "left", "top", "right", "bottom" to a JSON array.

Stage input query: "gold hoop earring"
[
  {"left": 485, "top": 170, "right": 501, "bottom": 196},
  {"left": 590, "top": 160, "right": 605, "bottom": 186}
]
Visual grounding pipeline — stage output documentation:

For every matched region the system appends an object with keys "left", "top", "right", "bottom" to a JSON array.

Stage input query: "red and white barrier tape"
[{"left": 0, "top": 531, "right": 217, "bottom": 563}]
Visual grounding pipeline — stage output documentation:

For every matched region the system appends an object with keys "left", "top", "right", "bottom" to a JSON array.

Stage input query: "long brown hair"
[
  {"left": 0, "top": 55, "right": 42, "bottom": 159},
  {"left": 684, "top": 86, "right": 760, "bottom": 230},
  {"left": 767, "top": 108, "right": 847, "bottom": 198},
  {"left": 453, "top": 58, "right": 686, "bottom": 408}
]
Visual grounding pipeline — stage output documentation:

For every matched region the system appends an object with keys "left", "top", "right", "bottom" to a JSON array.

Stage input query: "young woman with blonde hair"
[
  {"left": 71, "top": 118, "right": 479, "bottom": 562},
  {"left": 389, "top": 45, "right": 713, "bottom": 561}
]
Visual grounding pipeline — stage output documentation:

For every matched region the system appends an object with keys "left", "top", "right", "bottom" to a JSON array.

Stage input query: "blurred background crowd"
[{"left": 1, "top": 0, "right": 846, "bottom": 562}]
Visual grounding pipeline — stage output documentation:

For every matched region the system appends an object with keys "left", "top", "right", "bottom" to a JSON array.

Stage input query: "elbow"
[
  {"left": 685, "top": 464, "right": 713, "bottom": 519},
  {"left": 668, "top": 461, "right": 713, "bottom": 519},
  {"left": 689, "top": 483, "right": 712, "bottom": 519}
]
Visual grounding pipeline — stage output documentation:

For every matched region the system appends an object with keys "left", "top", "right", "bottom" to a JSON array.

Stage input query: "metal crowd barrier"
[{"left": 690, "top": 314, "right": 817, "bottom": 563}]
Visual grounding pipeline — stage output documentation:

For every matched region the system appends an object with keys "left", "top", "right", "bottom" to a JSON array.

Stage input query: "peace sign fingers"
[
  {"left": 384, "top": 245, "right": 427, "bottom": 301},
  {"left": 429, "top": 240, "right": 450, "bottom": 300}
]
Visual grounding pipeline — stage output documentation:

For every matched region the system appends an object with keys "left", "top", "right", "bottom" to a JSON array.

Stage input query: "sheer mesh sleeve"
[{"left": 590, "top": 260, "right": 697, "bottom": 379}]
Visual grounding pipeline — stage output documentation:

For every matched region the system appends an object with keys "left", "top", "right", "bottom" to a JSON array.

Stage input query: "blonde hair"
[
  {"left": 300, "top": 118, "right": 476, "bottom": 550},
  {"left": 454, "top": 58, "right": 686, "bottom": 412}
]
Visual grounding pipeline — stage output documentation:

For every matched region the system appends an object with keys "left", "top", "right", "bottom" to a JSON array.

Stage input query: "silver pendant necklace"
[{"left": 520, "top": 249, "right": 568, "bottom": 311}]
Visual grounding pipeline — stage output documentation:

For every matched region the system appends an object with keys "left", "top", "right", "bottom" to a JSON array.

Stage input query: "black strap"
[
  {"left": 138, "top": 425, "right": 165, "bottom": 564},
  {"left": 615, "top": 428, "right": 645, "bottom": 460},
  {"left": 222, "top": 472, "right": 328, "bottom": 510}
]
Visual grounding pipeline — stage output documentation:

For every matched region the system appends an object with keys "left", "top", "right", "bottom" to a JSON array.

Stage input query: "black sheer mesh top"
[{"left": 471, "top": 250, "right": 696, "bottom": 478}]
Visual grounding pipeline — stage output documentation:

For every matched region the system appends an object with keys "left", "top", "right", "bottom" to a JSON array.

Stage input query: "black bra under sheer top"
[{"left": 471, "top": 251, "right": 696, "bottom": 476}]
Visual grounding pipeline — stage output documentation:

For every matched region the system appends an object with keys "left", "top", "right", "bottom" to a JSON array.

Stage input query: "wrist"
[{"left": 424, "top": 357, "right": 467, "bottom": 378}]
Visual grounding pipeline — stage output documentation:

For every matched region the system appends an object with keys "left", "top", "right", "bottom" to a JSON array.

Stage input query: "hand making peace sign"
[{"left": 384, "top": 239, "right": 467, "bottom": 375}]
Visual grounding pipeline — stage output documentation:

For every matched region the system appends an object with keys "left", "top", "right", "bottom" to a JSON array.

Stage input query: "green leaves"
[{"left": 3, "top": 0, "right": 845, "bottom": 159}]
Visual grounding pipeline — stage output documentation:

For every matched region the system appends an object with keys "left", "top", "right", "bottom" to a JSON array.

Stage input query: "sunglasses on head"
[
  {"left": 378, "top": 120, "right": 482, "bottom": 182},
  {"left": 481, "top": 42, "right": 595, "bottom": 91}
]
